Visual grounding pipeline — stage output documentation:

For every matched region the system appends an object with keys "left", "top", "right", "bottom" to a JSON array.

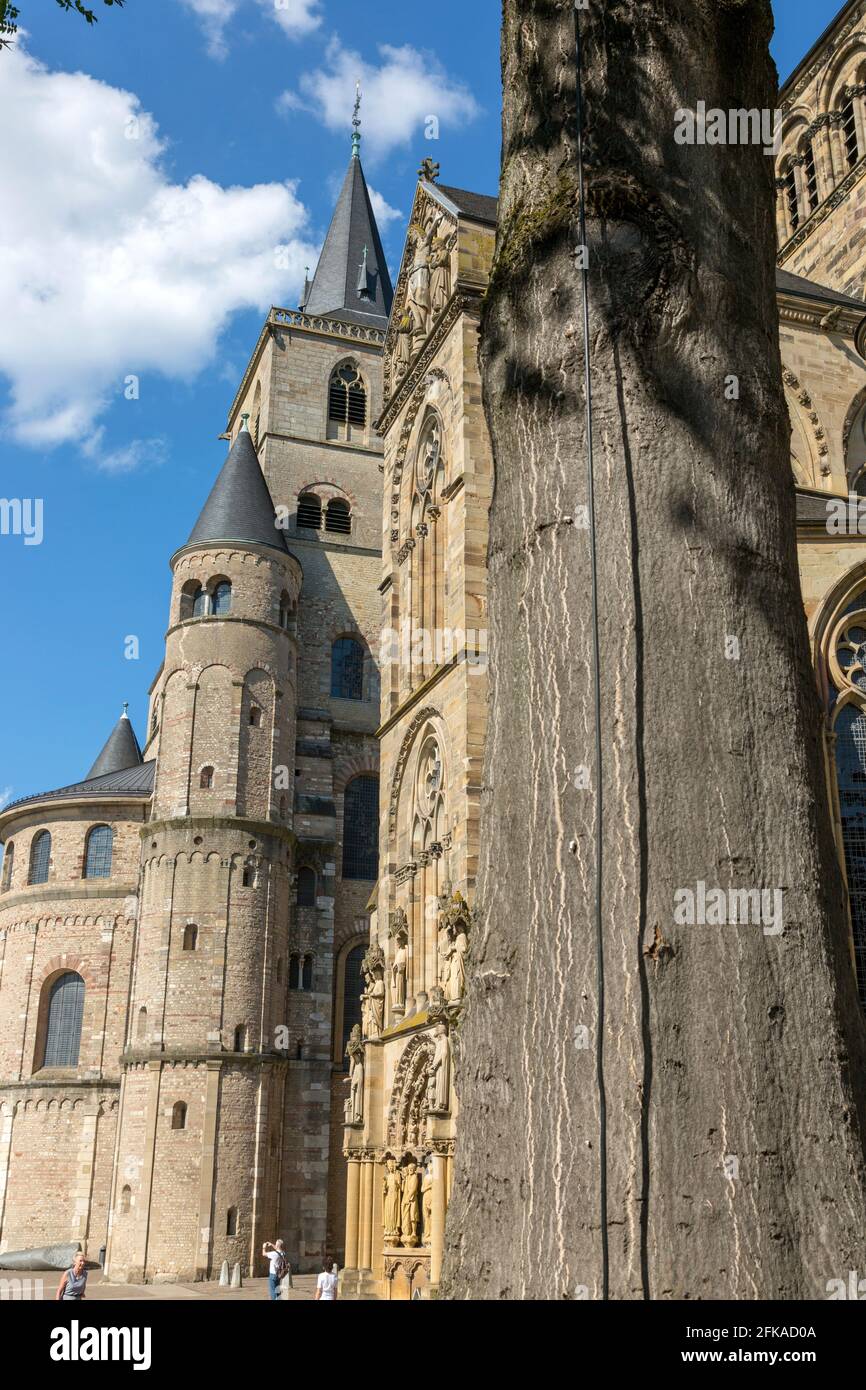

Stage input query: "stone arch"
[
  {"left": 782, "top": 365, "right": 831, "bottom": 489},
  {"left": 387, "top": 706, "right": 450, "bottom": 842},
  {"left": 387, "top": 1033, "right": 435, "bottom": 1149}
]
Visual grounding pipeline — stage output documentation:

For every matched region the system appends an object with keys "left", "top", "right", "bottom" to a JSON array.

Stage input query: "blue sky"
[{"left": 0, "top": 0, "right": 847, "bottom": 807}]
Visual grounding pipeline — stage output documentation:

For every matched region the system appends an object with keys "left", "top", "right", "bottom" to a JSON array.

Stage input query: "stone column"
[
  {"left": 359, "top": 1160, "right": 373, "bottom": 1270},
  {"left": 344, "top": 1157, "right": 361, "bottom": 1270},
  {"left": 430, "top": 1153, "right": 448, "bottom": 1287}
]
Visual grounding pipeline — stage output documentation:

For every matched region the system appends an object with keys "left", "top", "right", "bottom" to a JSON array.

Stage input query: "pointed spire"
[
  {"left": 86, "top": 708, "right": 143, "bottom": 780},
  {"left": 185, "top": 428, "right": 289, "bottom": 554},
  {"left": 302, "top": 145, "right": 393, "bottom": 326},
  {"left": 351, "top": 80, "right": 362, "bottom": 160}
]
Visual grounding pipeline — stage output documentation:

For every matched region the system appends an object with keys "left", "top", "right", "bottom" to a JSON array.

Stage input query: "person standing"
[
  {"left": 315, "top": 1257, "right": 338, "bottom": 1300},
  {"left": 55, "top": 1253, "right": 88, "bottom": 1301},
  {"left": 262, "top": 1240, "right": 288, "bottom": 1301}
]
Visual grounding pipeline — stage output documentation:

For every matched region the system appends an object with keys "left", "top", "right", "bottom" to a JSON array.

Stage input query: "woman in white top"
[{"left": 315, "top": 1257, "right": 338, "bottom": 1300}]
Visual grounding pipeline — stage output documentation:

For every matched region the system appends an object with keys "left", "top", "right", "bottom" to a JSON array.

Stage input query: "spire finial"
[
  {"left": 351, "top": 80, "right": 362, "bottom": 159},
  {"left": 122, "top": 701, "right": 129, "bottom": 718},
  {"left": 240, "top": 412, "right": 250, "bottom": 432}
]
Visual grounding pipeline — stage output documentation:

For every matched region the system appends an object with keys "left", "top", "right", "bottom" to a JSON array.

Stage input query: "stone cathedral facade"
[{"left": 4, "top": 0, "right": 866, "bottom": 1295}]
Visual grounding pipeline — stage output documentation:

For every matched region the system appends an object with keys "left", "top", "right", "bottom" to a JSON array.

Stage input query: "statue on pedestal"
[
  {"left": 389, "top": 908, "right": 409, "bottom": 1015},
  {"left": 400, "top": 1159, "right": 422, "bottom": 1248},
  {"left": 421, "top": 1159, "right": 434, "bottom": 1247},
  {"left": 429, "top": 1023, "right": 451, "bottom": 1113},
  {"left": 383, "top": 1157, "right": 403, "bottom": 1245},
  {"left": 344, "top": 1025, "right": 364, "bottom": 1126}
]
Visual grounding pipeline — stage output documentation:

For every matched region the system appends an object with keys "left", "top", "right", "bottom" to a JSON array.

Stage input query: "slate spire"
[
  {"left": 302, "top": 88, "right": 393, "bottom": 327},
  {"left": 86, "top": 704, "right": 143, "bottom": 780},
  {"left": 185, "top": 416, "right": 288, "bottom": 554}
]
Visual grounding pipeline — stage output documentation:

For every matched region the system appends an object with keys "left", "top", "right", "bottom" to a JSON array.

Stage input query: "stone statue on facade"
[
  {"left": 407, "top": 218, "right": 437, "bottom": 349},
  {"left": 421, "top": 1159, "right": 434, "bottom": 1247},
  {"left": 429, "top": 1023, "right": 451, "bottom": 1113},
  {"left": 400, "top": 1158, "right": 422, "bottom": 1248},
  {"left": 383, "top": 1157, "right": 403, "bottom": 1245},
  {"left": 344, "top": 1025, "right": 364, "bottom": 1126},
  {"left": 436, "top": 889, "right": 473, "bottom": 1003},
  {"left": 361, "top": 944, "right": 386, "bottom": 1039},
  {"left": 389, "top": 909, "right": 409, "bottom": 1016},
  {"left": 430, "top": 234, "right": 451, "bottom": 317},
  {"left": 395, "top": 310, "right": 413, "bottom": 378}
]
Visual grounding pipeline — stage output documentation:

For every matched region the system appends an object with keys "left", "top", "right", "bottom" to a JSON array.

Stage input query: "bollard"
[
  {"left": 219, "top": 1260, "right": 230, "bottom": 1287},
  {"left": 231, "top": 1261, "right": 242, "bottom": 1288}
]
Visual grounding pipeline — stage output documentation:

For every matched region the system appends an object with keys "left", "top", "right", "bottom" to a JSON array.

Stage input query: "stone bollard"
[
  {"left": 231, "top": 1262, "right": 242, "bottom": 1288},
  {"left": 279, "top": 1264, "right": 294, "bottom": 1299},
  {"left": 219, "top": 1260, "right": 230, "bottom": 1287}
]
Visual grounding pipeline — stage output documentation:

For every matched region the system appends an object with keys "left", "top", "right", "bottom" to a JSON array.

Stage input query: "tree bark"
[{"left": 441, "top": 0, "right": 866, "bottom": 1300}]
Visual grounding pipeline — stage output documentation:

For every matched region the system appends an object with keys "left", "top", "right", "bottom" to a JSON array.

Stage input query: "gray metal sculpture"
[{"left": 0, "top": 1243, "right": 81, "bottom": 1271}]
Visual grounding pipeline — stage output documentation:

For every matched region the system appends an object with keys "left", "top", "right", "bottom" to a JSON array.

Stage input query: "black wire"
[{"left": 573, "top": 0, "right": 609, "bottom": 1303}]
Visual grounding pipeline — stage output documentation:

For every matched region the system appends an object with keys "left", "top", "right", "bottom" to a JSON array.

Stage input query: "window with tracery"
[
  {"left": 407, "top": 412, "right": 447, "bottom": 687},
  {"left": 827, "top": 594, "right": 866, "bottom": 1009},
  {"left": 327, "top": 363, "right": 366, "bottom": 441}
]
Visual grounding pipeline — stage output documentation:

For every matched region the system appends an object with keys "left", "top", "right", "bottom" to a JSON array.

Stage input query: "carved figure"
[
  {"left": 383, "top": 1158, "right": 403, "bottom": 1243},
  {"left": 430, "top": 1023, "right": 451, "bottom": 1112},
  {"left": 400, "top": 1159, "right": 422, "bottom": 1247}
]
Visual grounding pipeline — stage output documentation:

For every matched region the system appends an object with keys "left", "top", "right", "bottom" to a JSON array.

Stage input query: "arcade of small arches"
[{"left": 777, "top": 45, "right": 866, "bottom": 239}]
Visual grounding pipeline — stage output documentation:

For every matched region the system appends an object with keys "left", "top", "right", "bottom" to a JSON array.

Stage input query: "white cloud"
[
  {"left": 82, "top": 435, "right": 170, "bottom": 476},
  {"left": 0, "top": 46, "right": 319, "bottom": 448},
  {"left": 368, "top": 186, "right": 402, "bottom": 231},
  {"left": 0, "top": 788, "right": 12, "bottom": 812},
  {"left": 278, "top": 38, "right": 481, "bottom": 161},
  {"left": 180, "top": 0, "right": 321, "bottom": 60}
]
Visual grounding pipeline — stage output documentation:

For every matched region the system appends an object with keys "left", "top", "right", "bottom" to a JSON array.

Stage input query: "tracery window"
[
  {"left": 826, "top": 595, "right": 866, "bottom": 1008},
  {"left": 327, "top": 362, "right": 366, "bottom": 440}
]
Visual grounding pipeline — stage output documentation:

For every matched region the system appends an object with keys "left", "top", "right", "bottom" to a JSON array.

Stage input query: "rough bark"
[{"left": 441, "top": 0, "right": 866, "bottom": 1300}]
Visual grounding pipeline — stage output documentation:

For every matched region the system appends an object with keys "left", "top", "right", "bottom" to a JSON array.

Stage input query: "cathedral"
[{"left": 3, "top": 0, "right": 866, "bottom": 1299}]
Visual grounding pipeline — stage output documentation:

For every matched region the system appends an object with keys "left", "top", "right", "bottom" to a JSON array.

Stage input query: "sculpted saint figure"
[
  {"left": 430, "top": 234, "right": 451, "bottom": 316},
  {"left": 383, "top": 1158, "right": 402, "bottom": 1244},
  {"left": 391, "top": 936, "right": 407, "bottom": 1012},
  {"left": 446, "top": 924, "right": 468, "bottom": 1003},
  {"left": 421, "top": 1161, "right": 434, "bottom": 1247},
  {"left": 430, "top": 1023, "right": 451, "bottom": 1112},
  {"left": 407, "top": 220, "right": 436, "bottom": 347},
  {"left": 395, "top": 310, "right": 412, "bottom": 376},
  {"left": 368, "top": 971, "right": 385, "bottom": 1039},
  {"left": 345, "top": 1037, "right": 364, "bottom": 1125},
  {"left": 400, "top": 1160, "right": 422, "bottom": 1248}
]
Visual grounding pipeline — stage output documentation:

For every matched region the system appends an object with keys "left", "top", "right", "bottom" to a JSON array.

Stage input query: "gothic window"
[
  {"left": 341, "top": 943, "right": 365, "bottom": 1068},
  {"left": 41, "top": 972, "right": 85, "bottom": 1068},
  {"left": 279, "top": 590, "right": 291, "bottom": 628},
  {"left": 826, "top": 598, "right": 866, "bottom": 1009},
  {"left": 84, "top": 824, "right": 113, "bottom": 879},
  {"left": 342, "top": 775, "right": 379, "bottom": 880},
  {"left": 28, "top": 830, "right": 50, "bottom": 885},
  {"left": 297, "top": 866, "right": 316, "bottom": 906},
  {"left": 297, "top": 492, "right": 322, "bottom": 529},
  {"left": 249, "top": 705, "right": 262, "bottom": 727},
  {"left": 200, "top": 766, "right": 214, "bottom": 789},
  {"left": 302, "top": 954, "right": 313, "bottom": 991},
  {"left": 180, "top": 581, "right": 204, "bottom": 620},
  {"left": 1, "top": 842, "right": 13, "bottom": 891},
  {"left": 171, "top": 1101, "right": 187, "bottom": 1130},
  {"left": 327, "top": 362, "right": 366, "bottom": 440},
  {"left": 331, "top": 637, "right": 364, "bottom": 700},
  {"left": 211, "top": 581, "right": 232, "bottom": 616},
  {"left": 183, "top": 924, "right": 198, "bottom": 951},
  {"left": 325, "top": 498, "right": 352, "bottom": 535},
  {"left": 842, "top": 94, "right": 860, "bottom": 169}
]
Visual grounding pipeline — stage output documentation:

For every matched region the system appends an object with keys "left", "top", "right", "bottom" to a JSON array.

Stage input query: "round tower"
[{"left": 105, "top": 421, "right": 303, "bottom": 1282}]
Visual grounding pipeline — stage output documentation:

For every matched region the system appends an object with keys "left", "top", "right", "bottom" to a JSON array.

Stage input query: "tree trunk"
[{"left": 441, "top": 0, "right": 866, "bottom": 1300}]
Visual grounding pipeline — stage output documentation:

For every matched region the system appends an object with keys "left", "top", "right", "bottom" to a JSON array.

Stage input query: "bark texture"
[{"left": 440, "top": 0, "right": 866, "bottom": 1300}]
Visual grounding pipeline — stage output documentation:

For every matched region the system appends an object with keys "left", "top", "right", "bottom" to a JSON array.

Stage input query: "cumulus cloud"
[
  {"left": 367, "top": 186, "right": 402, "bottom": 231},
  {"left": 82, "top": 434, "right": 170, "bottom": 476},
  {"left": 0, "top": 788, "right": 12, "bottom": 812},
  {"left": 278, "top": 38, "right": 481, "bottom": 161},
  {"left": 0, "top": 46, "right": 319, "bottom": 449},
  {"left": 179, "top": 0, "right": 321, "bottom": 60}
]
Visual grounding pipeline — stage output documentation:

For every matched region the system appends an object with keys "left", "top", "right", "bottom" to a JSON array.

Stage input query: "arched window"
[
  {"left": 41, "top": 971, "right": 85, "bottom": 1068},
  {"left": 137, "top": 1006, "right": 148, "bottom": 1041},
  {"left": 84, "top": 825, "right": 113, "bottom": 879},
  {"left": 180, "top": 581, "right": 203, "bottom": 621},
  {"left": 802, "top": 140, "right": 819, "bottom": 212},
  {"left": 342, "top": 775, "right": 379, "bottom": 880},
  {"left": 302, "top": 954, "right": 313, "bottom": 991},
  {"left": 278, "top": 590, "right": 291, "bottom": 628},
  {"left": 183, "top": 924, "right": 198, "bottom": 951},
  {"left": 242, "top": 865, "right": 255, "bottom": 888},
  {"left": 842, "top": 93, "right": 860, "bottom": 169},
  {"left": 331, "top": 637, "right": 364, "bottom": 700},
  {"left": 327, "top": 362, "right": 366, "bottom": 439},
  {"left": 325, "top": 498, "right": 352, "bottom": 535},
  {"left": 171, "top": 1101, "right": 187, "bottom": 1130},
  {"left": 234, "top": 1024, "right": 246, "bottom": 1052},
  {"left": 211, "top": 581, "right": 232, "bottom": 616},
  {"left": 297, "top": 866, "right": 316, "bottom": 906},
  {"left": 341, "top": 942, "right": 365, "bottom": 1067},
  {"left": 28, "top": 831, "right": 51, "bottom": 885},
  {"left": 226, "top": 1207, "right": 238, "bottom": 1237},
  {"left": 200, "top": 766, "right": 214, "bottom": 789},
  {"left": 289, "top": 954, "right": 300, "bottom": 989},
  {"left": 1, "top": 842, "right": 13, "bottom": 892},
  {"left": 834, "top": 701, "right": 866, "bottom": 1007},
  {"left": 193, "top": 587, "right": 208, "bottom": 618},
  {"left": 150, "top": 708, "right": 158, "bottom": 738},
  {"left": 119, "top": 1185, "right": 132, "bottom": 1214},
  {"left": 297, "top": 492, "right": 322, "bottom": 530},
  {"left": 782, "top": 164, "right": 799, "bottom": 231},
  {"left": 249, "top": 704, "right": 262, "bottom": 727}
]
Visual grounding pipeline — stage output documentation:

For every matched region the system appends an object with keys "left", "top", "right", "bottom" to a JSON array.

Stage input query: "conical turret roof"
[
  {"left": 85, "top": 705, "right": 143, "bottom": 780},
  {"left": 186, "top": 423, "right": 288, "bottom": 554}
]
